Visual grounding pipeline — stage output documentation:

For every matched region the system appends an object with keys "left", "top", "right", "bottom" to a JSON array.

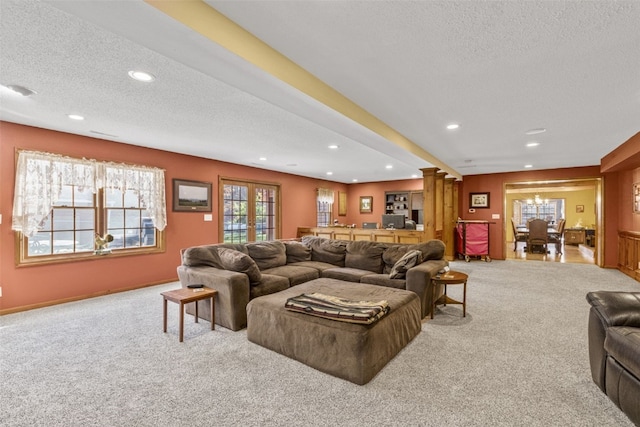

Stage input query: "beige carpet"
[{"left": 1, "top": 260, "right": 637, "bottom": 426}]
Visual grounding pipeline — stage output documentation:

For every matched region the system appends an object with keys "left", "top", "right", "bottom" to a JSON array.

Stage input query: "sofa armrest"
[
  {"left": 585, "top": 291, "right": 640, "bottom": 392},
  {"left": 406, "top": 259, "right": 448, "bottom": 318},
  {"left": 177, "top": 265, "right": 251, "bottom": 331},
  {"left": 586, "top": 292, "right": 640, "bottom": 328}
]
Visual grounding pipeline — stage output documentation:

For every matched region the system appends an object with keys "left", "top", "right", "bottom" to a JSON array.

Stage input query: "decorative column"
[
  {"left": 435, "top": 172, "right": 446, "bottom": 240},
  {"left": 421, "top": 168, "right": 439, "bottom": 240},
  {"left": 443, "top": 178, "right": 457, "bottom": 260}
]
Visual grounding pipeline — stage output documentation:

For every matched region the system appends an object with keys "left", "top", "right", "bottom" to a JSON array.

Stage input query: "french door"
[{"left": 220, "top": 178, "right": 280, "bottom": 243}]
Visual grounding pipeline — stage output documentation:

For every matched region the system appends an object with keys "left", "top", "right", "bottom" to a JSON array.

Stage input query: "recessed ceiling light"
[
  {"left": 326, "top": 171, "right": 333, "bottom": 175},
  {"left": 526, "top": 141, "right": 540, "bottom": 147},
  {"left": 525, "top": 128, "right": 546, "bottom": 135},
  {"left": 446, "top": 123, "right": 460, "bottom": 130},
  {"left": 128, "top": 70, "right": 155, "bottom": 82},
  {"left": 68, "top": 114, "right": 85, "bottom": 121},
  {"left": 524, "top": 164, "right": 533, "bottom": 168},
  {"left": 411, "top": 174, "right": 418, "bottom": 178},
  {"left": 259, "top": 157, "right": 267, "bottom": 161},
  {"left": 385, "top": 165, "right": 393, "bottom": 169},
  {"left": 352, "top": 179, "right": 358, "bottom": 182},
  {"left": 328, "top": 145, "right": 339, "bottom": 149}
]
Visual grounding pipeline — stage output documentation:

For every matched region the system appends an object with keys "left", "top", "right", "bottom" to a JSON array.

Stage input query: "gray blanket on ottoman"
[{"left": 246, "top": 278, "right": 422, "bottom": 385}]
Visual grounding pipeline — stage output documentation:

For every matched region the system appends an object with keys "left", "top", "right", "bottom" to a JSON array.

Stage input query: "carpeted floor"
[{"left": 1, "top": 260, "right": 637, "bottom": 426}]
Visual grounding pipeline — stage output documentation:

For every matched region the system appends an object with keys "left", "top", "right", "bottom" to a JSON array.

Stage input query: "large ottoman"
[{"left": 246, "top": 278, "right": 422, "bottom": 385}]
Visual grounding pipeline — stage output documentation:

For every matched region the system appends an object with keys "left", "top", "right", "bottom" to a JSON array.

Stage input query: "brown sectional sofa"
[
  {"left": 177, "top": 236, "right": 448, "bottom": 331},
  {"left": 586, "top": 291, "right": 640, "bottom": 425}
]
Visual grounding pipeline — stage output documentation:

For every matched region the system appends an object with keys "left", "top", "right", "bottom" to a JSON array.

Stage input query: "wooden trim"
[{"left": 617, "top": 230, "right": 640, "bottom": 282}]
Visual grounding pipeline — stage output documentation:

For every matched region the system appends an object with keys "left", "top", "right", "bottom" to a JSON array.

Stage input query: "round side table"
[{"left": 431, "top": 271, "right": 469, "bottom": 319}]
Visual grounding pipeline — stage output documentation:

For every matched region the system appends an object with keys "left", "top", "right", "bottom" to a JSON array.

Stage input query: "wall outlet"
[{"left": 204, "top": 214, "right": 213, "bottom": 222}]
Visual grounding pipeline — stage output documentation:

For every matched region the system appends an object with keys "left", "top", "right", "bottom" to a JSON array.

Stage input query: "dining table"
[{"left": 516, "top": 226, "right": 562, "bottom": 252}]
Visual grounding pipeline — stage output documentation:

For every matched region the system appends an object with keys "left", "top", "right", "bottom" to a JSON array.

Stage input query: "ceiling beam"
[{"left": 145, "top": 0, "right": 461, "bottom": 180}]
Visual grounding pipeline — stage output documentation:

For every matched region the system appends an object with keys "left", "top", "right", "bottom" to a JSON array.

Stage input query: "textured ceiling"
[{"left": 1, "top": 0, "right": 639, "bottom": 183}]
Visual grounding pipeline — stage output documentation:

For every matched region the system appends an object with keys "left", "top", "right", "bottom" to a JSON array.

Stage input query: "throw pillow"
[
  {"left": 284, "top": 241, "right": 312, "bottom": 263},
  {"left": 218, "top": 248, "right": 262, "bottom": 284},
  {"left": 302, "top": 236, "right": 347, "bottom": 267},
  {"left": 389, "top": 250, "right": 423, "bottom": 279},
  {"left": 246, "top": 241, "right": 286, "bottom": 270},
  {"left": 410, "top": 240, "right": 445, "bottom": 261},
  {"left": 345, "top": 240, "right": 385, "bottom": 273},
  {"left": 181, "top": 246, "right": 223, "bottom": 269}
]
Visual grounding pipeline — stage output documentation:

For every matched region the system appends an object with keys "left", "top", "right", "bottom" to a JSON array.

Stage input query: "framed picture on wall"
[
  {"left": 634, "top": 183, "right": 640, "bottom": 213},
  {"left": 576, "top": 205, "right": 585, "bottom": 213},
  {"left": 469, "top": 192, "right": 490, "bottom": 208},
  {"left": 359, "top": 196, "right": 373, "bottom": 213},
  {"left": 173, "top": 179, "right": 212, "bottom": 212}
]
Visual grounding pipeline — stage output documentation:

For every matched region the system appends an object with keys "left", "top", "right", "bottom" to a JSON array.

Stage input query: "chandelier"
[{"left": 526, "top": 194, "right": 548, "bottom": 205}]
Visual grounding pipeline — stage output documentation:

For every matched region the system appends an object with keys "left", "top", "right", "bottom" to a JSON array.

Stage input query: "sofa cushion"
[
  {"left": 218, "top": 248, "right": 262, "bottom": 285},
  {"left": 181, "top": 246, "right": 223, "bottom": 268},
  {"left": 389, "top": 250, "right": 423, "bottom": 279},
  {"left": 215, "top": 243, "right": 249, "bottom": 254},
  {"left": 284, "top": 240, "right": 312, "bottom": 263},
  {"left": 262, "top": 264, "right": 320, "bottom": 286},
  {"left": 322, "top": 267, "right": 376, "bottom": 283},
  {"left": 288, "top": 260, "right": 337, "bottom": 273},
  {"left": 410, "top": 240, "right": 445, "bottom": 261},
  {"left": 345, "top": 241, "right": 385, "bottom": 273},
  {"left": 361, "top": 274, "right": 407, "bottom": 290},
  {"left": 249, "top": 274, "right": 290, "bottom": 299},
  {"left": 246, "top": 241, "right": 287, "bottom": 270},
  {"left": 302, "top": 236, "right": 348, "bottom": 267}
]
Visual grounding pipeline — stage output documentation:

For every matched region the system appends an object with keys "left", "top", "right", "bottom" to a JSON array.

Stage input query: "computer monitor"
[{"left": 381, "top": 214, "right": 405, "bottom": 229}]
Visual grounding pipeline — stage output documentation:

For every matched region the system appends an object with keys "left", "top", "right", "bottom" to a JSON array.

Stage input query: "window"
[
  {"left": 513, "top": 198, "right": 564, "bottom": 226},
  {"left": 317, "top": 188, "right": 334, "bottom": 227},
  {"left": 105, "top": 189, "right": 157, "bottom": 249},
  {"left": 28, "top": 184, "right": 95, "bottom": 256},
  {"left": 13, "top": 150, "right": 166, "bottom": 265}
]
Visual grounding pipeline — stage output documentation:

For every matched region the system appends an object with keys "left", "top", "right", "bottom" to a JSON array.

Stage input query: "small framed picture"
[
  {"left": 634, "top": 183, "right": 640, "bottom": 213},
  {"left": 469, "top": 192, "right": 490, "bottom": 209},
  {"left": 173, "top": 179, "right": 212, "bottom": 212},
  {"left": 576, "top": 205, "right": 584, "bottom": 213},
  {"left": 359, "top": 196, "right": 373, "bottom": 213}
]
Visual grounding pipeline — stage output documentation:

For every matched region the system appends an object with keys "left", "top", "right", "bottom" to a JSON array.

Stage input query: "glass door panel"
[{"left": 221, "top": 180, "right": 279, "bottom": 243}]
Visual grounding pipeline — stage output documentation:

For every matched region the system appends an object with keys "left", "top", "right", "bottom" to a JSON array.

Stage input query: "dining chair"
[
  {"left": 548, "top": 218, "right": 566, "bottom": 254},
  {"left": 527, "top": 219, "right": 549, "bottom": 254},
  {"left": 511, "top": 218, "right": 528, "bottom": 251}
]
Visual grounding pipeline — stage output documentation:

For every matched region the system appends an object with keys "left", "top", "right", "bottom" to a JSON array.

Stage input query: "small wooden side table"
[
  {"left": 431, "top": 271, "right": 469, "bottom": 319},
  {"left": 161, "top": 287, "right": 217, "bottom": 342}
]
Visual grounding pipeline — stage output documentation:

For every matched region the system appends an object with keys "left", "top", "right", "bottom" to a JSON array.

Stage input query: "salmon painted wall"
[
  {"left": 459, "top": 166, "right": 603, "bottom": 262},
  {"left": 0, "top": 122, "right": 346, "bottom": 312}
]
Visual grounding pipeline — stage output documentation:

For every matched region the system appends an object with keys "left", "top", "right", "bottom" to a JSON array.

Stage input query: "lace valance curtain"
[
  {"left": 12, "top": 150, "right": 167, "bottom": 237},
  {"left": 317, "top": 188, "right": 334, "bottom": 204}
]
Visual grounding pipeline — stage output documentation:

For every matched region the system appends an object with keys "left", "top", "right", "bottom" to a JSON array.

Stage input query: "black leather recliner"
[{"left": 586, "top": 291, "right": 640, "bottom": 426}]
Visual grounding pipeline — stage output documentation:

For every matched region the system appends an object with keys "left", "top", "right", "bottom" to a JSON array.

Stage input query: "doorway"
[
  {"left": 504, "top": 178, "right": 602, "bottom": 266},
  {"left": 220, "top": 178, "right": 281, "bottom": 243}
]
